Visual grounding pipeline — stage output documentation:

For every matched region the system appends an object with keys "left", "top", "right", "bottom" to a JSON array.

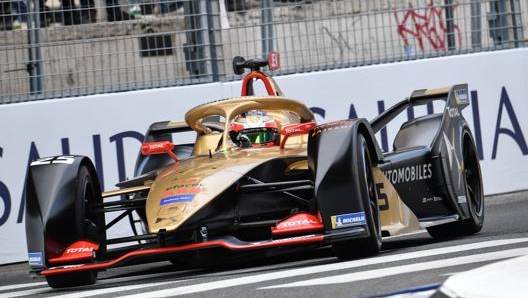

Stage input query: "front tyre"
[
  {"left": 46, "top": 271, "right": 97, "bottom": 289},
  {"left": 333, "top": 134, "right": 382, "bottom": 259},
  {"left": 45, "top": 163, "right": 104, "bottom": 288}
]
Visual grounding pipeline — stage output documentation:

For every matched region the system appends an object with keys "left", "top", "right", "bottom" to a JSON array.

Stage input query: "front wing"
[{"left": 38, "top": 230, "right": 372, "bottom": 277}]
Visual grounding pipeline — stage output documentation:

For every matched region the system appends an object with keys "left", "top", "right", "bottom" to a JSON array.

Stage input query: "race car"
[{"left": 25, "top": 52, "right": 484, "bottom": 288}]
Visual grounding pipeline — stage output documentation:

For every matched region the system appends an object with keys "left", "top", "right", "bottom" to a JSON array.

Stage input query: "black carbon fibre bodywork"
[
  {"left": 25, "top": 156, "right": 104, "bottom": 270},
  {"left": 308, "top": 118, "right": 382, "bottom": 236},
  {"left": 372, "top": 84, "right": 478, "bottom": 223},
  {"left": 381, "top": 147, "right": 452, "bottom": 218}
]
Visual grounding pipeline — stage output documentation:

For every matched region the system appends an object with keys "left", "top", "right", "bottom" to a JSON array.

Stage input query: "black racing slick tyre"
[
  {"left": 44, "top": 161, "right": 105, "bottom": 288},
  {"left": 46, "top": 271, "right": 97, "bottom": 289},
  {"left": 332, "top": 134, "right": 382, "bottom": 259},
  {"left": 427, "top": 130, "right": 484, "bottom": 238}
]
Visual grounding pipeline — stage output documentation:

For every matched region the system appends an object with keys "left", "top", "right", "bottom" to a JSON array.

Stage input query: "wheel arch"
[
  {"left": 356, "top": 120, "right": 383, "bottom": 166},
  {"left": 25, "top": 155, "right": 104, "bottom": 269},
  {"left": 308, "top": 119, "right": 381, "bottom": 235},
  {"left": 447, "top": 119, "right": 478, "bottom": 219}
]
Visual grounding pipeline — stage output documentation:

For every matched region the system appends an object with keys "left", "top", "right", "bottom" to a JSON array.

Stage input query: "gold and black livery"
[{"left": 25, "top": 52, "right": 484, "bottom": 288}]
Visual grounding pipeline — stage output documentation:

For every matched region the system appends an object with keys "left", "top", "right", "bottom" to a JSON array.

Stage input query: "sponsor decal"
[
  {"left": 28, "top": 252, "right": 43, "bottom": 266},
  {"left": 162, "top": 178, "right": 204, "bottom": 199},
  {"left": 282, "top": 122, "right": 316, "bottom": 136},
  {"left": 455, "top": 89, "right": 469, "bottom": 104},
  {"left": 162, "top": 187, "right": 202, "bottom": 197},
  {"left": 62, "top": 241, "right": 98, "bottom": 256},
  {"left": 145, "top": 142, "right": 167, "bottom": 150},
  {"left": 65, "top": 247, "right": 94, "bottom": 254},
  {"left": 49, "top": 241, "right": 99, "bottom": 264},
  {"left": 447, "top": 107, "right": 460, "bottom": 118},
  {"left": 170, "top": 177, "right": 200, "bottom": 183},
  {"left": 160, "top": 194, "right": 195, "bottom": 205},
  {"left": 271, "top": 212, "right": 323, "bottom": 236},
  {"left": 422, "top": 196, "right": 443, "bottom": 203},
  {"left": 457, "top": 195, "right": 467, "bottom": 203},
  {"left": 284, "top": 127, "right": 304, "bottom": 134},
  {"left": 277, "top": 218, "right": 318, "bottom": 229},
  {"left": 30, "top": 156, "right": 75, "bottom": 166},
  {"left": 331, "top": 212, "right": 366, "bottom": 229},
  {"left": 311, "top": 120, "right": 354, "bottom": 137},
  {"left": 383, "top": 163, "right": 432, "bottom": 184},
  {"left": 268, "top": 51, "right": 280, "bottom": 70}
]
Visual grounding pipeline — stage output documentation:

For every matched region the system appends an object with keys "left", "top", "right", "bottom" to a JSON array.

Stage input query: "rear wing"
[{"left": 370, "top": 84, "right": 470, "bottom": 133}]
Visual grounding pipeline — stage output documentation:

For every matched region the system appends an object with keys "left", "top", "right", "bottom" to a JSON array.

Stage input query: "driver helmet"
[{"left": 229, "top": 110, "right": 279, "bottom": 148}]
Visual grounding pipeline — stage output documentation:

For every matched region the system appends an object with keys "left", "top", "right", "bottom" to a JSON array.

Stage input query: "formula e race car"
[{"left": 25, "top": 52, "right": 484, "bottom": 288}]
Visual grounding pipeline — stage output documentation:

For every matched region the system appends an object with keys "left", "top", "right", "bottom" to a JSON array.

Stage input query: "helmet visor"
[{"left": 234, "top": 127, "right": 278, "bottom": 147}]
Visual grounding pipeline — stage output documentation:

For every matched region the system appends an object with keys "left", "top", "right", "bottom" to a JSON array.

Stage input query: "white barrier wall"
[{"left": 1, "top": 48, "right": 527, "bottom": 264}]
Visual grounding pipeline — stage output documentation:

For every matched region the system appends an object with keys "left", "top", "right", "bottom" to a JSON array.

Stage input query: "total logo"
[
  {"left": 284, "top": 127, "right": 303, "bottom": 134},
  {"left": 60, "top": 240, "right": 99, "bottom": 259},
  {"left": 65, "top": 247, "right": 95, "bottom": 254},
  {"left": 277, "top": 218, "right": 318, "bottom": 228}
]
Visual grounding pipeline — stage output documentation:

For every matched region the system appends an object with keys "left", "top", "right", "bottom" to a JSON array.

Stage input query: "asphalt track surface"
[{"left": 1, "top": 191, "right": 527, "bottom": 298}]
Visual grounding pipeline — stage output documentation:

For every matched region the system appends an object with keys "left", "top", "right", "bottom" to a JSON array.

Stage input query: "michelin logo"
[
  {"left": 331, "top": 212, "right": 366, "bottom": 229},
  {"left": 28, "top": 252, "right": 43, "bottom": 266}
]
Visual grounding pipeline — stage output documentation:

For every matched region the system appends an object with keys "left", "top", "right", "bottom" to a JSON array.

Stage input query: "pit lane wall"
[{"left": 1, "top": 48, "right": 527, "bottom": 264}]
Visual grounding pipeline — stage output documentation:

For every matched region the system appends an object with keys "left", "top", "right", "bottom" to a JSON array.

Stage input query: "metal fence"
[{"left": 0, "top": 0, "right": 526, "bottom": 104}]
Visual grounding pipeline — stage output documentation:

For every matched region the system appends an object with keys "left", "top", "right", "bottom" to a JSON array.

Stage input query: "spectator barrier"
[{"left": 0, "top": 48, "right": 526, "bottom": 264}]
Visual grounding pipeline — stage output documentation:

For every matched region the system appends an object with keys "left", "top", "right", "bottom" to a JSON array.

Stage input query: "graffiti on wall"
[{"left": 394, "top": 0, "right": 462, "bottom": 53}]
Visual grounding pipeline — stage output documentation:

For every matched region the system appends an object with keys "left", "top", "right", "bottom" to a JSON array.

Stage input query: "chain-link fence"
[{"left": 0, "top": 0, "right": 526, "bottom": 104}]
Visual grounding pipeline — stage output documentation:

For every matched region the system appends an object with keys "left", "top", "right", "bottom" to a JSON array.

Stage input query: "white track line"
[
  {"left": 0, "top": 288, "right": 50, "bottom": 298},
  {"left": 0, "top": 282, "right": 47, "bottom": 291},
  {"left": 0, "top": 280, "right": 193, "bottom": 298},
  {"left": 260, "top": 247, "right": 528, "bottom": 288},
  {"left": 0, "top": 271, "right": 194, "bottom": 298},
  {"left": 0, "top": 282, "right": 167, "bottom": 298},
  {"left": 49, "top": 281, "right": 174, "bottom": 298},
  {"left": 115, "top": 238, "right": 528, "bottom": 297}
]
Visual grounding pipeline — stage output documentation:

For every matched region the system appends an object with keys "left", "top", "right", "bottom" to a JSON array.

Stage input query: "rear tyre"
[
  {"left": 427, "top": 131, "right": 484, "bottom": 238},
  {"left": 45, "top": 164, "right": 104, "bottom": 288},
  {"left": 333, "top": 134, "right": 382, "bottom": 259}
]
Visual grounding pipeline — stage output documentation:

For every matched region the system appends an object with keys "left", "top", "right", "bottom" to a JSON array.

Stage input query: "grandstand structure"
[{"left": 0, "top": 0, "right": 526, "bottom": 104}]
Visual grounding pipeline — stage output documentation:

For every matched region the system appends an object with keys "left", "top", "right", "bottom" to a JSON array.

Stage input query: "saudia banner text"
[{"left": 0, "top": 49, "right": 526, "bottom": 264}]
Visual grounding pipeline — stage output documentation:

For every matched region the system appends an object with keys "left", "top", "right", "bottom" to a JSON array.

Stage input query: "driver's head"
[{"left": 229, "top": 110, "right": 279, "bottom": 148}]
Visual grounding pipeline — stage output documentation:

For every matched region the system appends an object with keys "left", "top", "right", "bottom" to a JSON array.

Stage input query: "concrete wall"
[{"left": 0, "top": 48, "right": 527, "bottom": 264}]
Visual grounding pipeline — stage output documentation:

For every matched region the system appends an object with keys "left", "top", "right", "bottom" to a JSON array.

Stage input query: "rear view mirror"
[
  {"left": 141, "top": 141, "right": 179, "bottom": 162},
  {"left": 280, "top": 121, "right": 316, "bottom": 148}
]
